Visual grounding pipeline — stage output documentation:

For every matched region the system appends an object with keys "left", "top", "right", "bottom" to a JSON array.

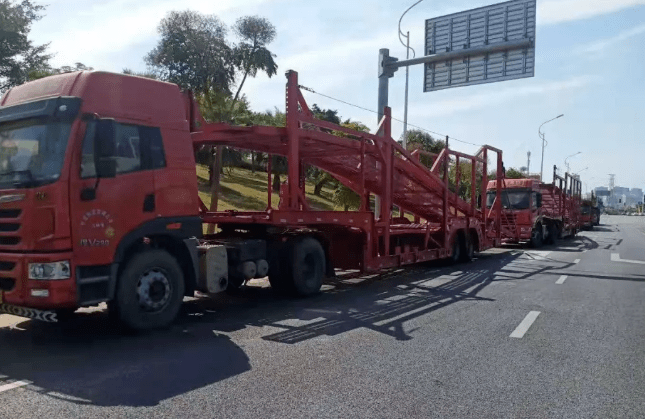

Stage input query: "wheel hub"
[{"left": 137, "top": 269, "right": 171, "bottom": 312}]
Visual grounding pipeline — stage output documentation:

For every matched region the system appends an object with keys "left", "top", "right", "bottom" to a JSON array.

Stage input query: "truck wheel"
[
  {"left": 288, "top": 237, "right": 325, "bottom": 296},
  {"left": 268, "top": 241, "right": 291, "bottom": 294},
  {"left": 530, "top": 224, "right": 543, "bottom": 248},
  {"left": 546, "top": 224, "right": 559, "bottom": 245},
  {"left": 459, "top": 235, "right": 474, "bottom": 262},
  {"left": 449, "top": 236, "right": 461, "bottom": 264},
  {"left": 113, "top": 249, "right": 184, "bottom": 331}
]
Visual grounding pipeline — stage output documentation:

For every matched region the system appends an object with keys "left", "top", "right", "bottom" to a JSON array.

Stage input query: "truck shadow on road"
[
  {"left": 0, "top": 251, "right": 525, "bottom": 407},
  {"left": 0, "top": 314, "right": 251, "bottom": 407},
  {"left": 8, "top": 241, "right": 639, "bottom": 408},
  {"left": 181, "top": 252, "right": 521, "bottom": 344}
]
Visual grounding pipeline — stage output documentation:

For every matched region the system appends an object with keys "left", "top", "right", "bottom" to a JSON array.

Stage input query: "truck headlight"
[{"left": 28, "top": 261, "right": 71, "bottom": 280}]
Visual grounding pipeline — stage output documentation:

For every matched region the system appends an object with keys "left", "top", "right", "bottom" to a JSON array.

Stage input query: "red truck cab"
[
  {"left": 485, "top": 178, "right": 554, "bottom": 247},
  {"left": 580, "top": 200, "right": 600, "bottom": 230},
  {"left": 485, "top": 169, "right": 582, "bottom": 248},
  {"left": 0, "top": 71, "right": 202, "bottom": 325}
]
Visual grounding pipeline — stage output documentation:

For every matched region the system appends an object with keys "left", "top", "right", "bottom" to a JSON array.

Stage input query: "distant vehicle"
[
  {"left": 486, "top": 170, "right": 582, "bottom": 248},
  {"left": 580, "top": 199, "right": 600, "bottom": 229}
]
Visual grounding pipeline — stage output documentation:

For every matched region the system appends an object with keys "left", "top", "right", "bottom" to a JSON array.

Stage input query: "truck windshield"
[
  {"left": 0, "top": 118, "right": 72, "bottom": 188},
  {"left": 486, "top": 190, "right": 531, "bottom": 210}
]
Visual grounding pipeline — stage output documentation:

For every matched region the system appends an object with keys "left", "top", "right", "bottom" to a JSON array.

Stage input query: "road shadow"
[
  {"left": 179, "top": 252, "right": 520, "bottom": 345},
  {"left": 0, "top": 313, "right": 251, "bottom": 407},
  {"left": 488, "top": 245, "right": 645, "bottom": 283},
  {"left": 500, "top": 227, "right": 627, "bottom": 253},
  {"left": 0, "top": 250, "right": 524, "bottom": 407}
]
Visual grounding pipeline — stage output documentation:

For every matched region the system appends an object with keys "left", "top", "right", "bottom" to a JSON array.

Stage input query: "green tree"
[
  {"left": 145, "top": 10, "right": 235, "bottom": 99},
  {"left": 122, "top": 68, "right": 158, "bottom": 80},
  {"left": 311, "top": 104, "right": 341, "bottom": 125},
  {"left": 245, "top": 108, "right": 286, "bottom": 192},
  {"left": 404, "top": 129, "right": 445, "bottom": 169},
  {"left": 505, "top": 167, "right": 525, "bottom": 179},
  {"left": 228, "top": 16, "right": 278, "bottom": 173},
  {"left": 329, "top": 119, "right": 373, "bottom": 210},
  {"left": 230, "top": 16, "right": 278, "bottom": 109},
  {"left": 308, "top": 105, "right": 342, "bottom": 196},
  {"left": 0, "top": 0, "right": 52, "bottom": 92},
  {"left": 404, "top": 129, "right": 445, "bottom": 153},
  {"left": 28, "top": 62, "right": 93, "bottom": 81}
]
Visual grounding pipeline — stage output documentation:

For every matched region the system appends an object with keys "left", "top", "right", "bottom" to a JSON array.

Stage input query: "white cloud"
[
  {"left": 539, "top": 0, "right": 645, "bottom": 25},
  {"left": 408, "top": 75, "right": 599, "bottom": 118},
  {"left": 31, "top": 0, "right": 281, "bottom": 69},
  {"left": 577, "top": 23, "right": 645, "bottom": 53}
]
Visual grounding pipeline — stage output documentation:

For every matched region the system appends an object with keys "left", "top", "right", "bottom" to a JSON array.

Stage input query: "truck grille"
[
  {"left": 0, "top": 223, "right": 20, "bottom": 232},
  {"left": 0, "top": 209, "right": 21, "bottom": 247},
  {"left": 0, "top": 261, "right": 15, "bottom": 271},
  {"left": 501, "top": 213, "right": 517, "bottom": 226},
  {"left": 0, "top": 237, "right": 20, "bottom": 246},
  {"left": 0, "top": 209, "right": 21, "bottom": 218},
  {"left": 0, "top": 277, "right": 15, "bottom": 291}
]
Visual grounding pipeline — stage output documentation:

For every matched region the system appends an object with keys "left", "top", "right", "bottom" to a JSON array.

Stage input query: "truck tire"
[
  {"left": 449, "top": 236, "right": 461, "bottom": 264},
  {"left": 268, "top": 241, "right": 291, "bottom": 294},
  {"left": 546, "top": 224, "right": 559, "bottom": 245},
  {"left": 530, "top": 224, "right": 543, "bottom": 248},
  {"left": 459, "top": 234, "right": 475, "bottom": 262},
  {"left": 287, "top": 237, "right": 325, "bottom": 296},
  {"left": 113, "top": 249, "right": 185, "bottom": 331}
]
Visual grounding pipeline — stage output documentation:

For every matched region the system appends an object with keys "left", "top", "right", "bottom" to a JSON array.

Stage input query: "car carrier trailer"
[{"left": 0, "top": 69, "right": 505, "bottom": 330}]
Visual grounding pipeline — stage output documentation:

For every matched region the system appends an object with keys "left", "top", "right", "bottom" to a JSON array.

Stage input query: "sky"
[{"left": 26, "top": 0, "right": 645, "bottom": 192}]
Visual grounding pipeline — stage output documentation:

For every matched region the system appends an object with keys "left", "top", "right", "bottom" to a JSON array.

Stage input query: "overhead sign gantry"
[{"left": 378, "top": 0, "right": 537, "bottom": 120}]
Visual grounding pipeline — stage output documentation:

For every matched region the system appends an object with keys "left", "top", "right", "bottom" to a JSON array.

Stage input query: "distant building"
[{"left": 596, "top": 186, "right": 644, "bottom": 208}]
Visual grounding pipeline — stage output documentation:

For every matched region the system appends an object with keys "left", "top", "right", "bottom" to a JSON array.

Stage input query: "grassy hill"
[{"left": 196, "top": 165, "right": 337, "bottom": 212}]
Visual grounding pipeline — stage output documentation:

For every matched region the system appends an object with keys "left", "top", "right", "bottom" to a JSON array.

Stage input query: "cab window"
[{"left": 81, "top": 122, "right": 166, "bottom": 178}]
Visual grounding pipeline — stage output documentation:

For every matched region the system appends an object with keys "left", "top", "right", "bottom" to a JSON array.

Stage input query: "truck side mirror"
[
  {"left": 94, "top": 118, "right": 117, "bottom": 178},
  {"left": 536, "top": 193, "right": 542, "bottom": 208}
]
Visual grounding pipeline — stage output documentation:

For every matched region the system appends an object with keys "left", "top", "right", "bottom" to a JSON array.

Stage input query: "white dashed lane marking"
[
  {"left": 0, "top": 380, "right": 29, "bottom": 394},
  {"left": 510, "top": 311, "right": 541, "bottom": 339},
  {"left": 573, "top": 259, "right": 581, "bottom": 264},
  {"left": 556, "top": 275, "right": 567, "bottom": 285}
]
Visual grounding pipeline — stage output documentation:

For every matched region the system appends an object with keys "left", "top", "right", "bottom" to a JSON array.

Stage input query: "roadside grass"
[
  {"left": 195, "top": 166, "right": 416, "bottom": 231},
  {"left": 196, "top": 165, "right": 336, "bottom": 212}
]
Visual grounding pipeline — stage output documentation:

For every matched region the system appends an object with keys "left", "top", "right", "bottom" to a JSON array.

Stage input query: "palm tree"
[{"left": 229, "top": 16, "right": 278, "bottom": 109}]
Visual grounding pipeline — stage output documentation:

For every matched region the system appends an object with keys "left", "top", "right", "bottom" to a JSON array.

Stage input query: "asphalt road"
[{"left": 0, "top": 214, "right": 644, "bottom": 418}]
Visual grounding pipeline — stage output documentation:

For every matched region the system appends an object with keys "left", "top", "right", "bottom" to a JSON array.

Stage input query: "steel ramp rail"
[{"left": 190, "top": 71, "right": 501, "bottom": 227}]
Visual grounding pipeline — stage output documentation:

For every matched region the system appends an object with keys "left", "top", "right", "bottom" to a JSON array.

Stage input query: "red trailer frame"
[
  {"left": 547, "top": 167, "right": 582, "bottom": 235},
  {"left": 188, "top": 70, "right": 505, "bottom": 273}
]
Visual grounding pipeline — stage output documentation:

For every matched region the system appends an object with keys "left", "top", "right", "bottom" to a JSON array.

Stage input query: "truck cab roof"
[
  {"left": 486, "top": 178, "right": 541, "bottom": 190},
  {"left": 0, "top": 71, "right": 189, "bottom": 130}
]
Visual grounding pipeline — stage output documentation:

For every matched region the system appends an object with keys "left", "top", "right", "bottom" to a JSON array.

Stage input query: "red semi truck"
[
  {"left": 485, "top": 168, "right": 582, "bottom": 247},
  {"left": 0, "top": 70, "right": 506, "bottom": 329},
  {"left": 580, "top": 199, "right": 600, "bottom": 230}
]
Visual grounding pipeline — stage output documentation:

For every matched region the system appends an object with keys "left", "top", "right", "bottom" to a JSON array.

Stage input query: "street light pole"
[
  {"left": 565, "top": 151, "right": 581, "bottom": 173},
  {"left": 574, "top": 166, "right": 588, "bottom": 176},
  {"left": 538, "top": 114, "right": 564, "bottom": 181},
  {"left": 402, "top": 31, "right": 410, "bottom": 149}
]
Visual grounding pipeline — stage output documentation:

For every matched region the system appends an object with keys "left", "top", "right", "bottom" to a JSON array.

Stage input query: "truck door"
[{"left": 69, "top": 120, "right": 165, "bottom": 301}]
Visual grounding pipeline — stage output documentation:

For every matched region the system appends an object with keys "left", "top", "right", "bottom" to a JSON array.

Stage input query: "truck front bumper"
[
  {"left": 0, "top": 251, "right": 77, "bottom": 310},
  {"left": 0, "top": 304, "right": 58, "bottom": 322}
]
